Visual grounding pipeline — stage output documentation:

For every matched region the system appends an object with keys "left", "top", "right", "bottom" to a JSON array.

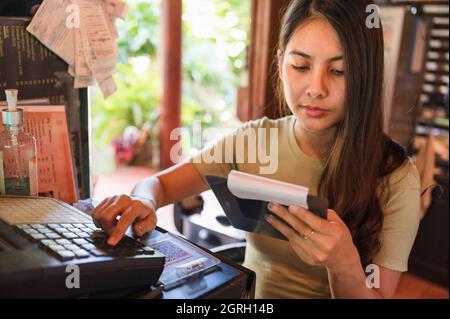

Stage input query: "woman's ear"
[{"left": 277, "top": 49, "right": 284, "bottom": 81}]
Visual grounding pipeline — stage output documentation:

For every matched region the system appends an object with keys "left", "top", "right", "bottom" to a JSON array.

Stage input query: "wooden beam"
[
  {"left": 159, "top": 0, "right": 182, "bottom": 169},
  {"left": 237, "top": 0, "right": 291, "bottom": 122}
]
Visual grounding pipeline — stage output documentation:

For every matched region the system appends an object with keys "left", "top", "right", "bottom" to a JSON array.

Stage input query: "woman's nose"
[{"left": 306, "top": 71, "right": 328, "bottom": 99}]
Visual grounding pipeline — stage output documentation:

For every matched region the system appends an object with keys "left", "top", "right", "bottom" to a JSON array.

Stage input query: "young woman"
[{"left": 92, "top": 0, "right": 421, "bottom": 299}]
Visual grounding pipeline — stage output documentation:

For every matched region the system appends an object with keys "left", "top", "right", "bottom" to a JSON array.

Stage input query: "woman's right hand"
[{"left": 91, "top": 194, "right": 157, "bottom": 246}]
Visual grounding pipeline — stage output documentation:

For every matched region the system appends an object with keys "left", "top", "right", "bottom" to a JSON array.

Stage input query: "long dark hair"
[{"left": 276, "top": 0, "right": 408, "bottom": 266}]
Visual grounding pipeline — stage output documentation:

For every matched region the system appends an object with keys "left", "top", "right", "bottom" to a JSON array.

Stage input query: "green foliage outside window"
[{"left": 91, "top": 0, "right": 250, "bottom": 164}]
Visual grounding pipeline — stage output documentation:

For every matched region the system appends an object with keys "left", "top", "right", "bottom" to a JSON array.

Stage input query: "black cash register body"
[{"left": 0, "top": 196, "right": 165, "bottom": 298}]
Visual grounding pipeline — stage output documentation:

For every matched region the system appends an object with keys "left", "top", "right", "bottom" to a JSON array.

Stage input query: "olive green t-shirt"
[{"left": 190, "top": 116, "right": 421, "bottom": 299}]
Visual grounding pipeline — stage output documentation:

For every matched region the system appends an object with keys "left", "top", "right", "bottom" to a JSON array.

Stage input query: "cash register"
[
  {"left": 0, "top": 196, "right": 255, "bottom": 299},
  {"left": 0, "top": 196, "right": 166, "bottom": 298}
]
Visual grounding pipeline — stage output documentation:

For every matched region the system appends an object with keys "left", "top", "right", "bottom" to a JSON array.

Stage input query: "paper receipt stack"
[{"left": 26, "top": 0, "right": 128, "bottom": 99}]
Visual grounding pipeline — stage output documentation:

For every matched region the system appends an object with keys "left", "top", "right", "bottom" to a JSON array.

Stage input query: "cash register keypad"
[{"left": 15, "top": 223, "right": 155, "bottom": 261}]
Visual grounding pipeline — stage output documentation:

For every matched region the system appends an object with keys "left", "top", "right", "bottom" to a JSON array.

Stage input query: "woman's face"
[{"left": 280, "top": 18, "right": 346, "bottom": 133}]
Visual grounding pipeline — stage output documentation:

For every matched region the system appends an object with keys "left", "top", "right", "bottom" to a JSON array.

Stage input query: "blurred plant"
[
  {"left": 182, "top": 0, "right": 250, "bottom": 132},
  {"left": 116, "top": 0, "right": 161, "bottom": 60},
  {"left": 111, "top": 126, "right": 137, "bottom": 166},
  {"left": 91, "top": 0, "right": 250, "bottom": 167},
  {"left": 111, "top": 120, "right": 158, "bottom": 167},
  {"left": 91, "top": 61, "right": 161, "bottom": 146}
]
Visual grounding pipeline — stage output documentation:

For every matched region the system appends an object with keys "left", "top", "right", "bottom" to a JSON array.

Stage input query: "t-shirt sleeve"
[
  {"left": 189, "top": 117, "right": 268, "bottom": 183},
  {"left": 372, "top": 159, "right": 421, "bottom": 272}
]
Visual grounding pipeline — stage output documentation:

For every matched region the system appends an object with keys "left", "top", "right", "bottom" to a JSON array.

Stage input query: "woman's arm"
[
  {"left": 131, "top": 161, "right": 209, "bottom": 208},
  {"left": 92, "top": 161, "right": 209, "bottom": 245},
  {"left": 327, "top": 264, "right": 402, "bottom": 299}
]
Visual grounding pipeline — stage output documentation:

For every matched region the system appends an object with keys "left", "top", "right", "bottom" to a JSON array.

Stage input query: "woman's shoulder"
[
  {"left": 386, "top": 157, "right": 421, "bottom": 191},
  {"left": 379, "top": 158, "right": 420, "bottom": 219},
  {"left": 380, "top": 137, "right": 420, "bottom": 190}
]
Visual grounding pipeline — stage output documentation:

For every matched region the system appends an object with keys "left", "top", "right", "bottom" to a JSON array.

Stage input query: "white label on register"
[
  {"left": 0, "top": 151, "right": 5, "bottom": 195},
  {"left": 28, "top": 155, "right": 38, "bottom": 196}
]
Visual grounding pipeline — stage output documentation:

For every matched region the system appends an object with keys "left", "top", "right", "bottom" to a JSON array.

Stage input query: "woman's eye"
[
  {"left": 292, "top": 65, "right": 310, "bottom": 72},
  {"left": 331, "top": 69, "right": 345, "bottom": 76}
]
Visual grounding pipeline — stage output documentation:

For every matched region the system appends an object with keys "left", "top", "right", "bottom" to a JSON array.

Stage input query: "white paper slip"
[
  {"left": 27, "top": 0, "right": 126, "bottom": 97},
  {"left": 74, "top": 76, "right": 96, "bottom": 89},
  {"left": 103, "top": 0, "right": 129, "bottom": 19},
  {"left": 227, "top": 170, "right": 310, "bottom": 209},
  {"left": 98, "top": 76, "right": 117, "bottom": 99},
  {"left": 74, "top": 29, "right": 92, "bottom": 77},
  {"left": 26, "top": 0, "right": 76, "bottom": 66},
  {"left": 78, "top": 1, "right": 118, "bottom": 61}
]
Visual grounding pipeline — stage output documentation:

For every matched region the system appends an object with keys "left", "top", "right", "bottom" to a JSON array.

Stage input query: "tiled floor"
[{"left": 93, "top": 166, "right": 449, "bottom": 299}]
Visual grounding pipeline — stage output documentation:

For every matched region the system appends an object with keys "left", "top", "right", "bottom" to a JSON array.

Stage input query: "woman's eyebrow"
[{"left": 288, "top": 50, "right": 343, "bottom": 62}]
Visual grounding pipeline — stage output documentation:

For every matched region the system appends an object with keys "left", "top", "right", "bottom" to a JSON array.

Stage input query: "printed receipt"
[
  {"left": 227, "top": 170, "right": 310, "bottom": 209},
  {"left": 26, "top": 0, "right": 127, "bottom": 99},
  {"left": 26, "top": 0, "right": 76, "bottom": 66}
]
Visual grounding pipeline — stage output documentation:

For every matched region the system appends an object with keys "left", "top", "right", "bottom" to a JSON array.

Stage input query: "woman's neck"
[{"left": 294, "top": 120, "right": 336, "bottom": 160}]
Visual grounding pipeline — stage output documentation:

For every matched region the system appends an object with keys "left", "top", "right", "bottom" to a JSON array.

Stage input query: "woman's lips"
[{"left": 301, "top": 105, "right": 330, "bottom": 118}]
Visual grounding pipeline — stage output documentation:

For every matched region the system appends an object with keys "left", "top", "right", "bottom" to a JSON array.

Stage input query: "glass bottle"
[{"left": 0, "top": 89, "right": 38, "bottom": 196}]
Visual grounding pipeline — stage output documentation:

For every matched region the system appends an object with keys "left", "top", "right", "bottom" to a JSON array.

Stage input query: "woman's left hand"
[{"left": 266, "top": 203, "right": 360, "bottom": 274}]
